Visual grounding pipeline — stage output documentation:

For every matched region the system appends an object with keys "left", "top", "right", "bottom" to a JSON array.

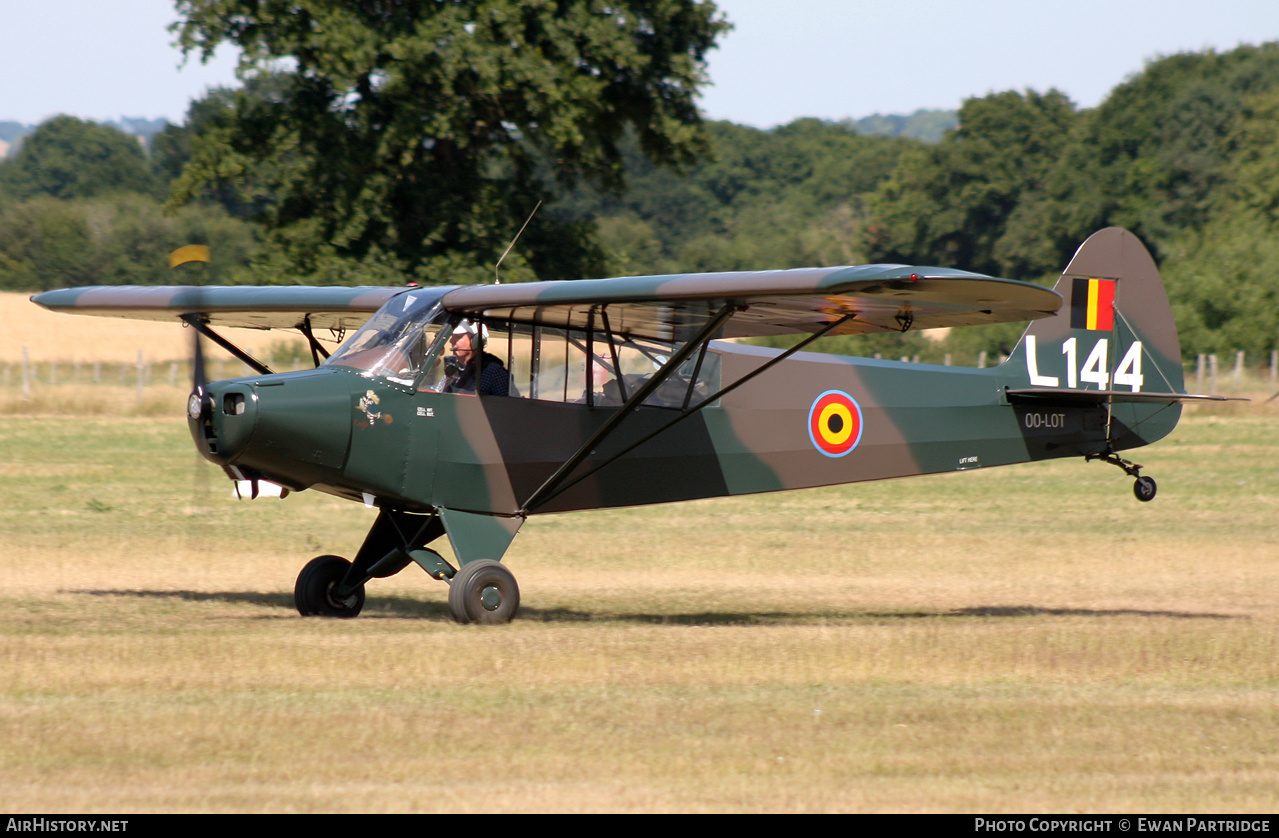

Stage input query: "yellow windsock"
[{"left": 169, "top": 244, "right": 210, "bottom": 268}]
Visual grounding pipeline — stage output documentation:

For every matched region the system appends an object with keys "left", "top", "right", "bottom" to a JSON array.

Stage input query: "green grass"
[{"left": 0, "top": 407, "right": 1276, "bottom": 812}]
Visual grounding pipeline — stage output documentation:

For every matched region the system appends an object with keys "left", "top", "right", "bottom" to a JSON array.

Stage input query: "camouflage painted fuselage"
[
  {"left": 196, "top": 226, "right": 1186, "bottom": 523},
  {"left": 201, "top": 339, "right": 1179, "bottom": 518}
]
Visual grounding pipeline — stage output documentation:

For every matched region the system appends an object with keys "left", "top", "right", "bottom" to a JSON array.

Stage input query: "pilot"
[{"left": 440, "top": 321, "right": 511, "bottom": 396}]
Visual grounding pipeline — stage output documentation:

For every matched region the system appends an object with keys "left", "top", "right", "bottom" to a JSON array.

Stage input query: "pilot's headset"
[{"left": 452, "top": 320, "right": 488, "bottom": 354}]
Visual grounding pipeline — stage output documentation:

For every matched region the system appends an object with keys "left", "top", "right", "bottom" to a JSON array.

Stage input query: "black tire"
[
  {"left": 295, "top": 555, "right": 365, "bottom": 618},
  {"left": 1133, "top": 476, "right": 1157, "bottom": 503},
  {"left": 447, "top": 560, "right": 519, "bottom": 625}
]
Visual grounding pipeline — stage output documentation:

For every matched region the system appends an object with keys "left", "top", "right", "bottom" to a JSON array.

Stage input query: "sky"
[{"left": 3, "top": 0, "right": 1279, "bottom": 128}]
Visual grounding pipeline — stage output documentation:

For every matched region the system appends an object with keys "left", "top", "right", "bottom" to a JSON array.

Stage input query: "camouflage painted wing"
[
  {"left": 30, "top": 285, "right": 405, "bottom": 333},
  {"left": 31, "top": 264, "right": 1061, "bottom": 341},
  {"left": 442, "top": 265, "right": 1063, "bottom": 341}
]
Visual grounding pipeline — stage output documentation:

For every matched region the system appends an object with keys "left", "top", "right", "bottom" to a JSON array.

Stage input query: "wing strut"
[
  {"left": 521, "top": 310, "right": 857, "bottom": 514},
  {"left": 298, "top": 315, "right": 333, "bottom": 368},
  {"left": 519, "top": 303, "right": 740, "bottom": 514},
  {"left": 180, "top": 315, "right": 274, "bottom": 375},
  {"left": 599, "top": 308, "right": 628, "bottom": 403}
]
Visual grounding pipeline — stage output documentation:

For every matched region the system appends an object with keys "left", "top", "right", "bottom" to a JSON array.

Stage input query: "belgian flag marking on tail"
[{"left": 1070, "top": 278, "right": 1116, "bottom": 331}]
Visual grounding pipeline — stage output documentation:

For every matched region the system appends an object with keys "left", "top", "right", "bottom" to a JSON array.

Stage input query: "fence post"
[
  {"left": 21, "top": 346, "right": 31, "bottom": 401},
  {"left": 1209, "top": 354, "right": 1218, "bottom": 395},
  {"left": 1234, "top": 351, "right": 1244, "bottom": 394},
  {"left": 977, "top": 350, "right": 987, "bottom": 369},
  {"left": 944, "top": 353, "right": 952, "bottom": 366},
  {"left": 136, "top": 351, "right": 144, "bottom": 405},
  {"left": 1196, "top": 354, "right": 1205, "bottom": 391},
  {"left": 1271, "top": 351, "right": 1277, "bottom": 388}
]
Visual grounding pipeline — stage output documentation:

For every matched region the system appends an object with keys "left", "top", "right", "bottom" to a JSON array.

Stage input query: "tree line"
[{"left": 0, "top": 1, "right": 1276, "bottom": 360}]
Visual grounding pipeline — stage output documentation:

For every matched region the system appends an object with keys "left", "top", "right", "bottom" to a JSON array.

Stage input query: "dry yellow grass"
[
  {"left": 0, "top": 409, "right": 1276, "bottom": 813},
  {"left": 2, "top": 302, "right": 1277, "bottom": 812},
  {"left": 1, "top": 291, "right": 296, "bottom": 364}
]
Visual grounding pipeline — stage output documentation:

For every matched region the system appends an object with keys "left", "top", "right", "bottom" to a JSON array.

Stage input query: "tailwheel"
[
  {"left": 448, "top": 560, "right": 519, "bottom": 625},
  {"left": 295, "top": 555, "right": 365, "bottom": 618},
  {"left": 1087, "top": 451, "right": 1157, "bottom": 502}
]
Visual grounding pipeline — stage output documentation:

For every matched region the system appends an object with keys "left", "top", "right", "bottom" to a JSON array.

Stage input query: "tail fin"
[{"left": 1004, "top": 227, "right": 1188, "bottom": 450}]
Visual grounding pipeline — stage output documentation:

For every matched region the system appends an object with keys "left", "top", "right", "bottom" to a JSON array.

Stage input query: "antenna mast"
[{"left": 495, "top": 201, "right": 542, "bottom": 285}]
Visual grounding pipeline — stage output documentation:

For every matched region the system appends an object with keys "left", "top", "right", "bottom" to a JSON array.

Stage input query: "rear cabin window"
[{"left": 453, "top": 321, "right": 720, "bottom": 409}]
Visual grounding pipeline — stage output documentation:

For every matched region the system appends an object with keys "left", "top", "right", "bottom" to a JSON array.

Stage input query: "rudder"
[
  {"left": 1007, "top": 227, "right": 1184, "bottom": 396},
  {"left": 1003, "top": 227, "right": 1186, "bottom": 451}
]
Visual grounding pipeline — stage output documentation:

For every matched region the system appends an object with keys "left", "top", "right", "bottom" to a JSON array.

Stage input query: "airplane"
[{"left": 31, "top": 227, "right": 1232, "bottom": 624}]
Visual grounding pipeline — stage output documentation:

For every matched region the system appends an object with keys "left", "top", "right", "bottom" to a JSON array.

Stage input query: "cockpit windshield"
[{"left": 323, "top": 288, "right": 453, "bottom": 386}]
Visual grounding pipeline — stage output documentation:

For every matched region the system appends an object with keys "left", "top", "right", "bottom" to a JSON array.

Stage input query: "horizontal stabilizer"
[{"left": 1006, "top": 387, "right": 1245, "bottom": 404}]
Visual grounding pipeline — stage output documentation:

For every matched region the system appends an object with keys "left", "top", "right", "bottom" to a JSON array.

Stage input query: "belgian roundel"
[{"left": 808, "top": 390, "right": 863, "bottom": 458}]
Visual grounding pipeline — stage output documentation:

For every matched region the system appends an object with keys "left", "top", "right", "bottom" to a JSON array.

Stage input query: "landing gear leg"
[
  {"left": 1087, "top": 452, "right": 1157, "bottom": 503},
  {"left": 292, "top": 508, "right": 523, "bottom": 623}
]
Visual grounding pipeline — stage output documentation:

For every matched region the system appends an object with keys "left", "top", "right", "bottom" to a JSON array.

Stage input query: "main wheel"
[
  {"left": 1133, "top": 475, "right": 1157, "bottom": 503},
  {"left": 295, "top": 555, "right": 365, "bottom": 618},
  {"left": 447, "top": 560, "right": 519, "bottom": 625}
]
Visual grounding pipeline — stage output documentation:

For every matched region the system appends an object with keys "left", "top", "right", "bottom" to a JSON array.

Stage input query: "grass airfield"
[{"left": 0, "top": 381, "right": 1276, "bottom": 812}]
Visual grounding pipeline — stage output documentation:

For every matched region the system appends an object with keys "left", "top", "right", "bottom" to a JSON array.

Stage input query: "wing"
[
  {"left": 30, "top": 285, "right": 405, "bottom": 332},
  {"left": 442, "top": 265, "right": 1062, "bottom": 341},
  {"left": 31, "top": 264, "right": 1060, "bottom": 342}
]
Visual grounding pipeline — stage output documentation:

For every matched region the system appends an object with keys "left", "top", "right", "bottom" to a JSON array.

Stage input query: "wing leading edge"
[{"left": 30, "top": 285, "right": 405, "bottom": 332}]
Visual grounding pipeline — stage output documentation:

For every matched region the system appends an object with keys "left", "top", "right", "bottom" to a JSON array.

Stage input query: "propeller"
[
  {"left": 171, "top": 246, "right": 213, "bottom": 440},
  {"left": 186, "top": 315, "right": 208, "bottom": 413},
  {"left": 170, "top": 246, "right": 216, "bottom": 516}
]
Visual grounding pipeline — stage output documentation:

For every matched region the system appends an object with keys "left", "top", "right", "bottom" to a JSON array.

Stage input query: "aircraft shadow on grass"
[{"left": 68, "top": 589, "right": 1242, "bottom": 623}]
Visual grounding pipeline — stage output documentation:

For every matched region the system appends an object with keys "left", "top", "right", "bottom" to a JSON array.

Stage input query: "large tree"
[
  {"left": 0, "top": 116, "right": 160, "bottom": 201},
  {"left": 170, "top": 0, "right": 728, "bottom": 283},
  {"left": 864, "top": 89, "right": 1077, "bottom": 279}
]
